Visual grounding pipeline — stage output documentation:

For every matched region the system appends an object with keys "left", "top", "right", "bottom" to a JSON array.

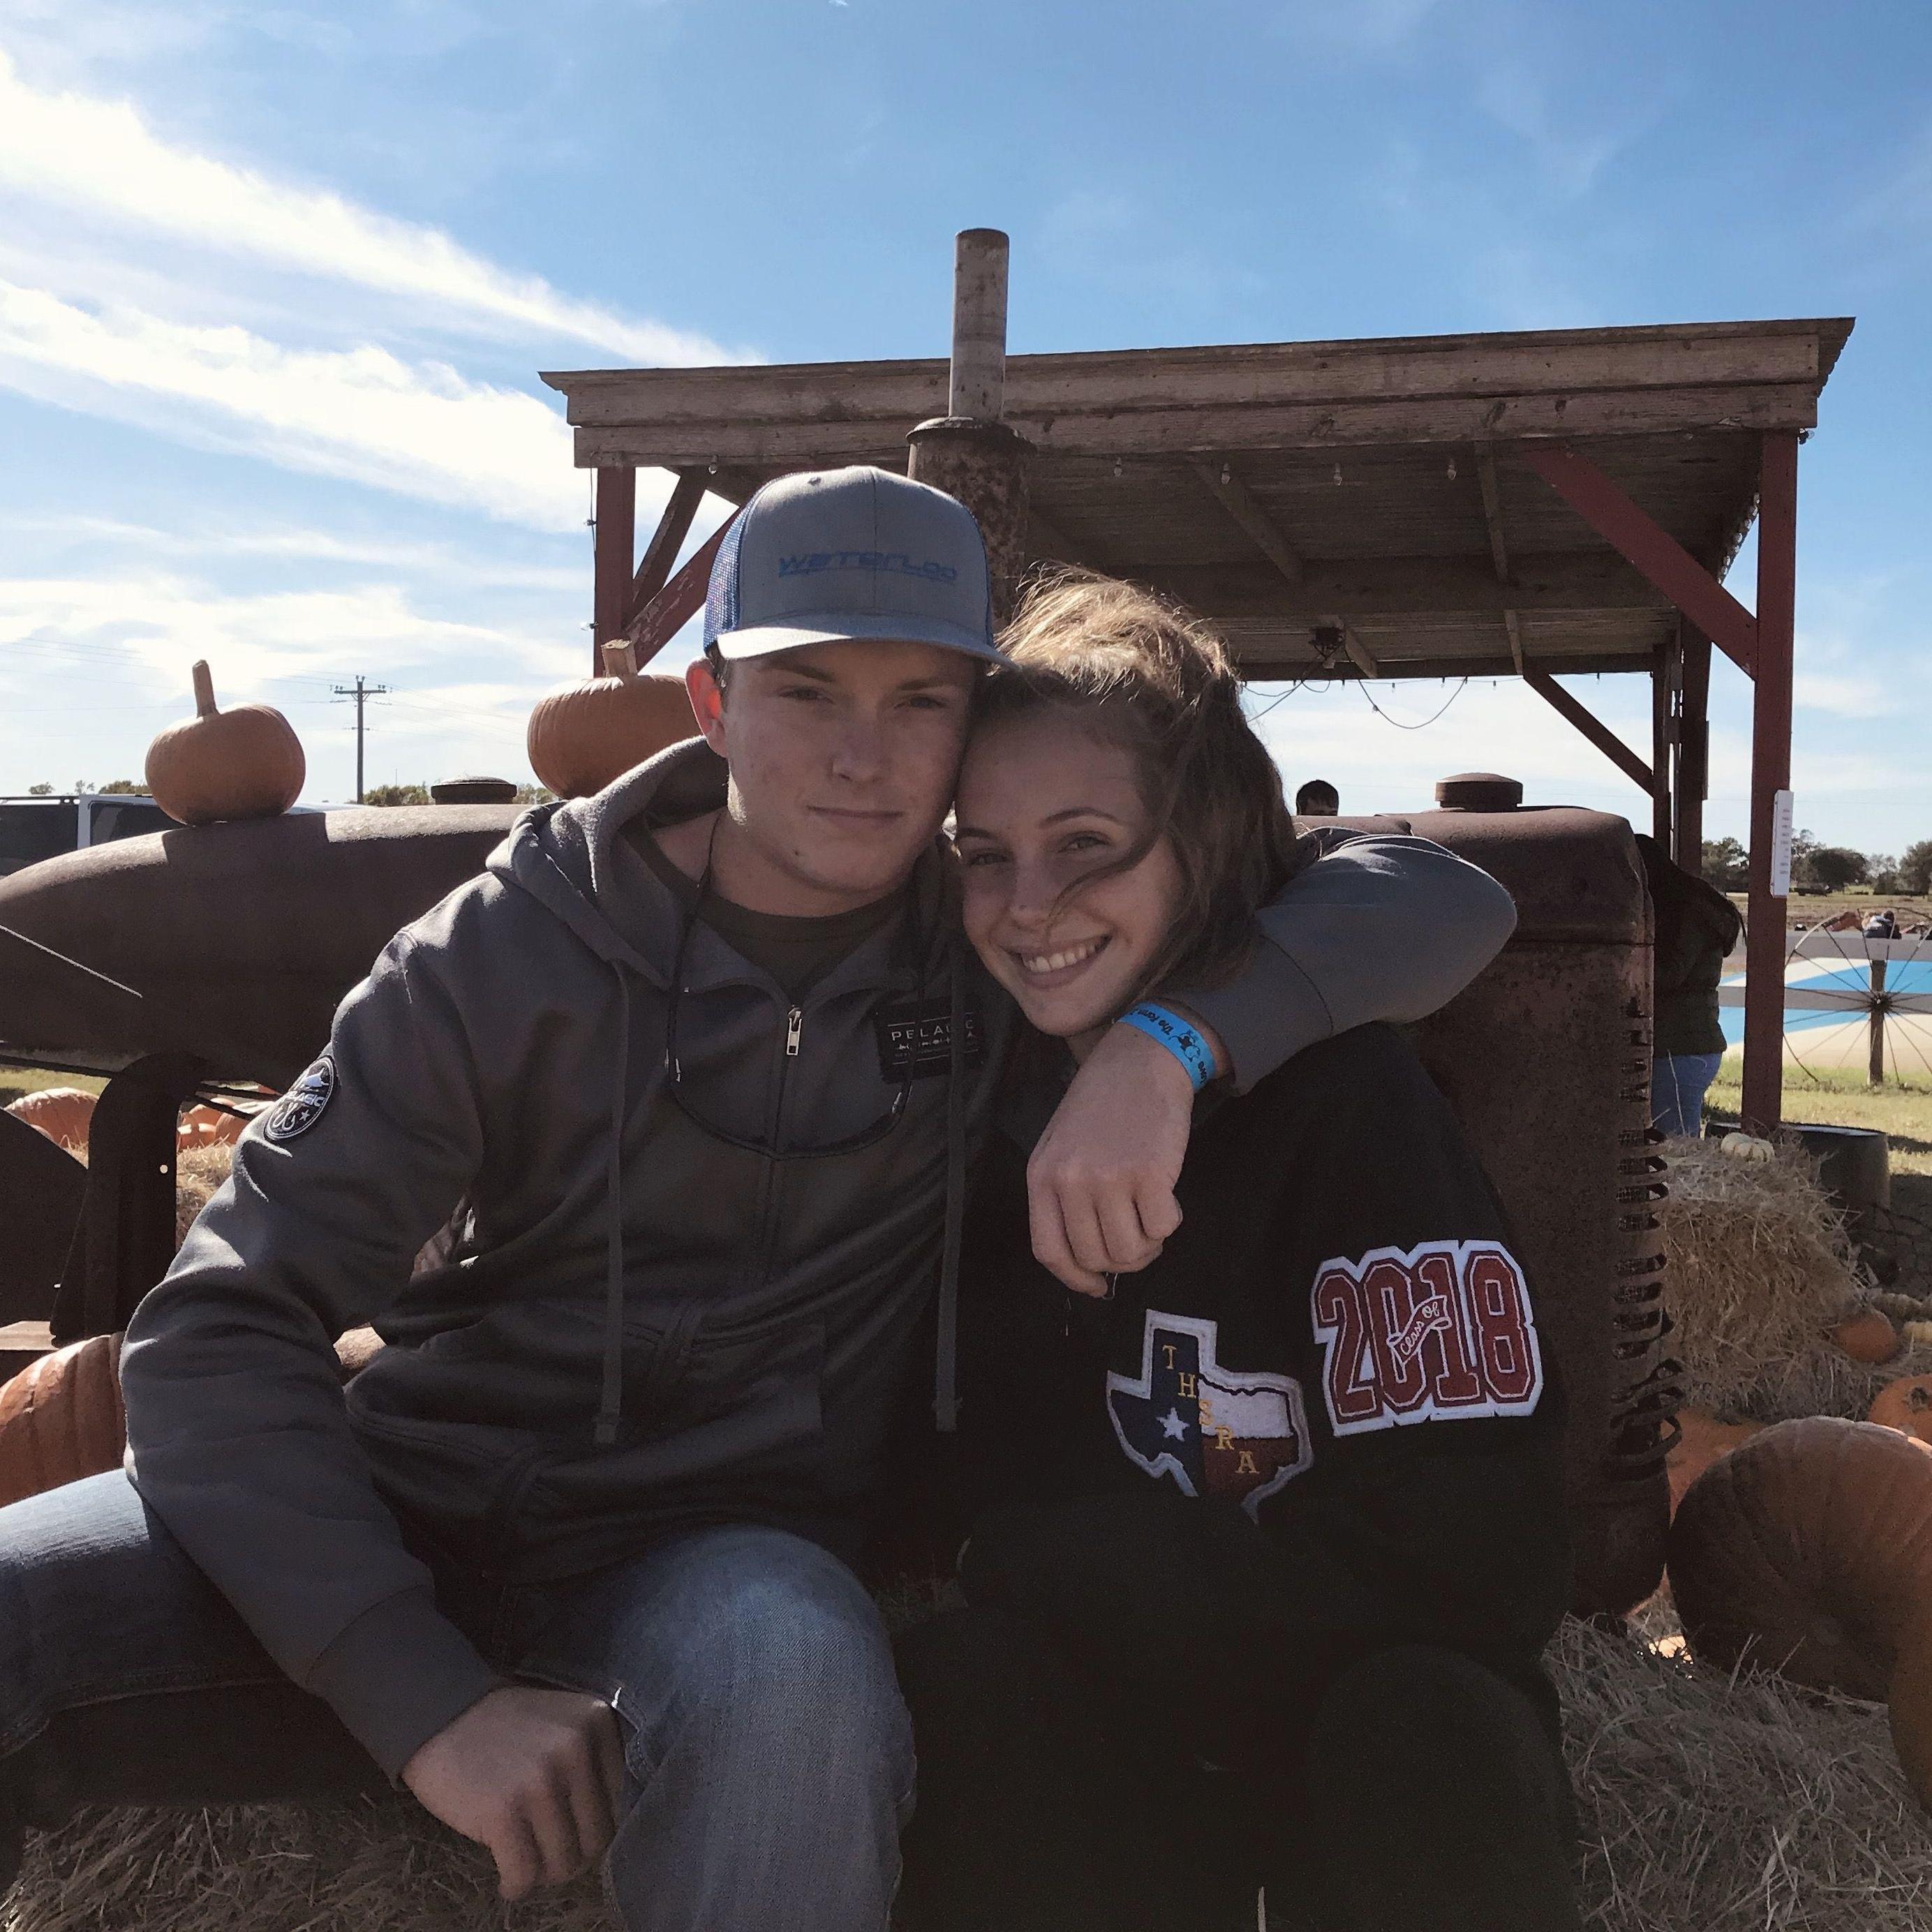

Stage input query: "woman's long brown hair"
[{"left": 975, "top": 568, "right": 1313, "bottom": 1002}]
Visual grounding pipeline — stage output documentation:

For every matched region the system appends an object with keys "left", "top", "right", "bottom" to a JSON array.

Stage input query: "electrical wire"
[{"left": 1355, "top": 678, "right": 1471, "bottom": 731}]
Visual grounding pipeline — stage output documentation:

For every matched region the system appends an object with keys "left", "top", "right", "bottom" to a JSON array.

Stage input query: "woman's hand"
[{"left": 1027, "top": 1016, "right": 1221, "bottom": 1294}]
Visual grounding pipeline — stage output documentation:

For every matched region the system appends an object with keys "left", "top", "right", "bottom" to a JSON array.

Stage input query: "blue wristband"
[{"left": 1116, "top": 1004, "right": 1217, "bottom": 1092}]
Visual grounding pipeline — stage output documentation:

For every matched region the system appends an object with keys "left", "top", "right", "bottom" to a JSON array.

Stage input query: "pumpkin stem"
[
  {"left": 1912, "top": 1388, "right": 1932, "bottom": 1413},
  {"left": 191, "top": 660, "right": 218, "bottom": 718},
  {"left": 602, "top": 642, "right": 639, "bottom": 680}
]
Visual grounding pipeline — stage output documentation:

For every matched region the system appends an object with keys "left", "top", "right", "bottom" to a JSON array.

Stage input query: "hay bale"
[
  {"left": 1559, "top": 1614, "right": 1932, "bottom": 1930},
  {"left": 1, "top": 1796, "right": 614, "bottom": 1932},
  {"left": 174, "top": 1145, "right": 234, "bottom": 1251},
  {"left": 12, "top": 1615, "right": 1929, "bottom": 1932},
  {"left": 1657, "top": 1135, "right": 1928, "bottom": 1422}
]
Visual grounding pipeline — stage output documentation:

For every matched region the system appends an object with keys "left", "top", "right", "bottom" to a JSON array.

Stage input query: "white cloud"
[
  {"left": 1278, "top": 0, "right": 1441, "bottom": 54},
  {"left": 0, "top": 568, "right": 585, "bottom": 797},
  {"left": 0, "top": 511, "right": 588, "bottom": 591},
  {"left": 0, "top": 46, "right": 734, "bottom": 364},
  {"left": 0, "top": 281, "right": 586, "bottom": 526},
  {"left": 1793, "top": 670, "right": 1892, "bottom": 720}
]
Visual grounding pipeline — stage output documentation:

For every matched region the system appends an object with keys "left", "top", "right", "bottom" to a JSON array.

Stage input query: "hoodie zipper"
[{"left": 752, "top": 1002, "right": 803, "bottom": 1276}]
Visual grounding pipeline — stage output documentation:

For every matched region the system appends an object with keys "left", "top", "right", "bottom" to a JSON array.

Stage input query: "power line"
[{"left": 330, "top": 676, "right": 390, "bottom": 803}]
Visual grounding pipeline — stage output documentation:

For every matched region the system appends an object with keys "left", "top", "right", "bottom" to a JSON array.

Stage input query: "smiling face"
[
  {"left": 955, "top": 708, "right": 1186, "bottom": 1055},
  {"left": 685, "top": 636, "right": 979, "bottom": 915}
]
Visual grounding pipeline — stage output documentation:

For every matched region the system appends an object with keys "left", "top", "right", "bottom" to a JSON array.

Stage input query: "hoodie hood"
[{"left": 486, "top": 736, "right": 725, "bottom": 986}]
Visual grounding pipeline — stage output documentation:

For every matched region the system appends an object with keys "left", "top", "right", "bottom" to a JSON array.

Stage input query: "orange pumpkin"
[
  {"left": 1832, "top": 1306, "right": 1902, "bottom": 1365},
  {"left": 1889, "top": 1630, "right": 1932, "bottom": 1813},
  {"left": 145, "top": 661, "right": 305, "bottom": 826},
  {"left": 1871, "top": 1375, "right": 1932, "bottom": 1446},
  {"left": 3, "top": 1086, "right": 96, "bottom": 1152},
  {"left": 1668, "top": 1415, "right": 1932, "bottom": 1700},
  {"left": 0, "top": 1333, "right": 126, "bottom": 1509},
  {"left": 1666, "top": 1408, "right": 1762, "bottom": 1516},
  {"left": 526, "top": 643, "right": 694, "bottom": 799},
  {"left": 177, "top": 1102, "right": 254, "bottom": 1150}
]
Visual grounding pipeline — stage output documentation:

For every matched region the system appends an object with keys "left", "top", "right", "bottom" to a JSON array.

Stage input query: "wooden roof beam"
[
  {"left": 1476, "top": 443, "right": 1526, "bottom": 674},
  {"left": 1189, "top": 459, "right": 1304, "bottom": 580},
  {"left": 1518, "top": 443, "right": 1758, "bottom": 676},
  {"left": 623, "top": 470, "right": 706, "bottom": 631},
  {"left": 1524, "top": 667, "right": 1654, "bottom": 795},
  {"left": 1134, "top": 552, "right": 1670, "bottom": 621},
  {"left": 573, "top": 379, "right": 1822, "bottom": 470},
  {"left": 1029, "top": 512, "right": 1104, "bottom": 570}
]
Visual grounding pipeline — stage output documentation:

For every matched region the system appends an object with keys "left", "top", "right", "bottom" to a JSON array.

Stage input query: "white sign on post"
[{"left": 1769, "top": 789, "right": 1794, "bottom": 898}]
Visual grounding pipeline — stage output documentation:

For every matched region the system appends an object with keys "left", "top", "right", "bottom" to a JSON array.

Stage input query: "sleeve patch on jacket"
[
  {"left": 264, "top": 1056, "right": 336, "bottom": 1143},
  {"left": 1311, "top": 1240, "right": 1543, "bottom": 1436},
  {"left": 1107, "top": 1310, "right": 1312, "bottom": 1520}
]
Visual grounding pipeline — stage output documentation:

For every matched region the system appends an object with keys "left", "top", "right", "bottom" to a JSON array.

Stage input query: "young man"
[{"left": 0, "top": 470, "right": 1517, "bottom": 1932}]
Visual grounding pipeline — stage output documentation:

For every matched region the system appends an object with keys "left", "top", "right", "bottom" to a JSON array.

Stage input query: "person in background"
[
  {"left": 1293, "top": 778, "right": 1339, "bottom": 817},
  {"left": 1864, "top": 907, "right": 1899, "bottom": 941},
  {"left": 1636, "top": 834, "right": 1743, "bottom": 1139}
]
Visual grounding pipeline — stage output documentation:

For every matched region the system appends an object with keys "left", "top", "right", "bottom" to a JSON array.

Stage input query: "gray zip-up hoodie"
[{"left": 121, "top": 741, "right": 1516, "bottom": 1778}]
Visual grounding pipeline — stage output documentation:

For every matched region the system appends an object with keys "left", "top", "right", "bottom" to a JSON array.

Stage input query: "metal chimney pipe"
[{"left": 949, "top": 228, "right": 1009, "bottom": 422}]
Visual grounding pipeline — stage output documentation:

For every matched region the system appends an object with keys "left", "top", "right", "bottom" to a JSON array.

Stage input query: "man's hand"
[
  {"left": 1028, "top": 1016, "right": 1223, "bottom": 1295},
  {"left": 401, "top": 1686, "right": 625, "bottom": 1900}
]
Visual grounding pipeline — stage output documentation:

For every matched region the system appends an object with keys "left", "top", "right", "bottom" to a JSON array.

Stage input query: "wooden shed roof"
[{"left": 542, "top": 316, "right": 1852, "bottom": 681}]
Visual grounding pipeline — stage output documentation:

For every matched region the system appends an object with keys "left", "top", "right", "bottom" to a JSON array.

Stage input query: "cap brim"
[{"left": 710, "top": 611, "right": 1007, "bottom": 665}]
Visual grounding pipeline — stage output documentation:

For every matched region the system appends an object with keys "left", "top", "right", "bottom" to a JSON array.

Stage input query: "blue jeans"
[
  {"left": 1651, "top": 1051, "right": 1723, "bottom": 1138},
  {"left": 0, "top": 1474, "right": 912, "bottom": 1931}
]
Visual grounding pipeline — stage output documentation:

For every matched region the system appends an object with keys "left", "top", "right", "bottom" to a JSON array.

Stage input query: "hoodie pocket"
[{"left": 532, "top": 1309, "right": 828, "bottom": 1520}]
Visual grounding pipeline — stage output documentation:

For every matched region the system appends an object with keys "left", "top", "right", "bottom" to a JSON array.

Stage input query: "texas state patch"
[
  {"left": 1107, "top": 1310, "right": 1312, "bottom": 1520},
  {"left": 264, "top": 1055, "right": 336, "bottom": 1143},
  {"left": 1310, "top": 1239, "right": 1543, "bottom": 1436}
]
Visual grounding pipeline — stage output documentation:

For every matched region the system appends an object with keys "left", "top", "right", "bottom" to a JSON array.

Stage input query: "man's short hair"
[{"left": 1295, "top": 779, "right": 1340, "bottom": 816}]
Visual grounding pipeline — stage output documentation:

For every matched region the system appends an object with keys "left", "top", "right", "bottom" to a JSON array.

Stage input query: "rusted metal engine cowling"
[{"left": 1343, "top": 796, "right": 1671, "bottom": 1619}]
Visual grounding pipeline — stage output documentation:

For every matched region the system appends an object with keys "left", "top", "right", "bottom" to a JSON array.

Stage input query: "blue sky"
[{"left": 1, "top": 0, "right": 1926, "bottom": 854}]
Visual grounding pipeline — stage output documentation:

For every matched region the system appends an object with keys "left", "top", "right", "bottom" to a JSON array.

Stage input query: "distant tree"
[
  {"left": 25, "top": 782, "right": 52, "bottom": 796},
  {"left": 514, "top": 784, "right": 555, "bottom": 805},
  {"left": 1871, "top": 855, "right": 1902, "bottom": 894},
  {"left": 363, "top": 783, "right": 433, "bottom": 807},
  {"left": 96, "top": 779, "right": 147, "bottom": 795},
  {"left": 1701, "top": 837, "right": 1750, "bottom": 891},
  {"left": 1805, "top": 847, "right": 1869, "bottom": 893},
  {"left": 1901, "top": 840, "right": 1932, "bottom": 896}
]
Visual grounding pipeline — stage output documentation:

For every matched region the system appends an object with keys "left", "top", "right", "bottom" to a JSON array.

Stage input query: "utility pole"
[{"left": 331, "top": 676, "right": 389, "bottom": 803}]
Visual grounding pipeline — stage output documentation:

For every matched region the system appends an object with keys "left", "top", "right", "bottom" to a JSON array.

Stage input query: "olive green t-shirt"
[{"left": 626, "top": 821, "right": 907, "bottom": 1004}]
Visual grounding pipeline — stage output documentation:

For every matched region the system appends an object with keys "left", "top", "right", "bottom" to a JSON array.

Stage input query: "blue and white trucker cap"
[{"left": 704, "top": 466, "right": 1002, "bottom": 664}]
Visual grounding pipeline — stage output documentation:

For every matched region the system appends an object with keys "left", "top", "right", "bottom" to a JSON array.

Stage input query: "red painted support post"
[
  {"left": 1650, "top": 642, "right": 1673, "bottom": 847},
  {"left": 1676, "top": 629, "right": 1711, "bottom": 872},
  {"left": 1742, "top": 433, "right": 1798, "bottom": 1136},
  {"left": 592, "top": 466, "right": 637, "bottom": 672}
]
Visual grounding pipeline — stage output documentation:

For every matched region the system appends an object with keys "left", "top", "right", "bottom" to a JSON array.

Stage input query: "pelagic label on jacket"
[
  {"left": 1311, "top": 1238, "right": 1543, "bottom": 1435},
  {"left": 1107, "top": 1310, "right": 1312, "bottom": 1521},
  {"left": 874, "top": 997, "right": 986, "bottom": 1080}
]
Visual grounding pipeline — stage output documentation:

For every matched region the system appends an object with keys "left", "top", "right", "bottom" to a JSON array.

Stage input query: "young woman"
[{"left": 896, "top": 574, "right": 1581, "bottom": 1932}]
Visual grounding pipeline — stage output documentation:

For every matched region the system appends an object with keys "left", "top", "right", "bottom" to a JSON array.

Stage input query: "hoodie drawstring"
[
  {"left": 595, "top": 961, "right": 632, "bottom": 1448},
  {"left": 932, "top": 943, "right": 967, "bottom": 1434}
]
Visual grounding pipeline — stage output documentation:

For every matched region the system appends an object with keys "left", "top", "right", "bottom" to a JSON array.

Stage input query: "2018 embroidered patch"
[
  {"left": 1107, "top": 1310, "right": 1313, "bottom": 1519},
  {"left": 264, "top": 1057, "right": 336, "bottom": 1143},
  {"left": 1311, "top": 1239, "right": 1543, "bottom": 1435}
]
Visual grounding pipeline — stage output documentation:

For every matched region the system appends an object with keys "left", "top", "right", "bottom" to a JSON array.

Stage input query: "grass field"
[{"left": 0, "top": 1068, "right": 105, "bottom": 1110}]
